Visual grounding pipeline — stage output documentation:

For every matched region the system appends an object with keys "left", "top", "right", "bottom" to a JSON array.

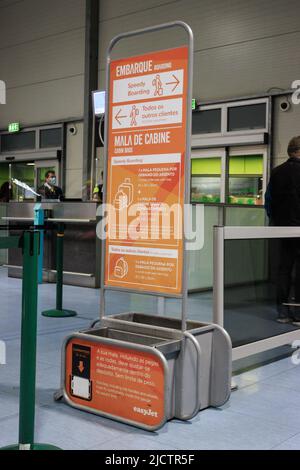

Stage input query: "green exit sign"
[
  {"left": 192, "top": 99, "right": 196, "bottom": 110},
  {"left": 8, "top": 122, "right": 20, "bottom": 133}
]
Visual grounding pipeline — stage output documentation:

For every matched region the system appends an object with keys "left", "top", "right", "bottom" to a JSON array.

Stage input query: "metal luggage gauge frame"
[
  {"left": 61, "top": 21, "right": 232, "bottom": 431},
  {"left": 61, "top": 332, "right": 171, "bottom": 431},
  {"left": 100, "top": 19, "right": 194, "bottom": 322}
]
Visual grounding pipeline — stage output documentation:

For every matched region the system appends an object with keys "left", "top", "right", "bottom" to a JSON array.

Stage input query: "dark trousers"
[{"left": 277, "top": 238, "right": 300, "bottom": 319}]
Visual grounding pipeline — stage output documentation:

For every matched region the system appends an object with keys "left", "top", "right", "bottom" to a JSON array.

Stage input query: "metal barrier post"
[
  {"left": 213, "top": 225, "right": 224, "bottom": 327},
  {"left": 1, "top": 231, "right": 60, "bottom": 450},
  {"left": 34, "top": 202, "right": 44, "bottom": 284},
  {"left": 42, "top": 223, "right": 77, "bottom": 318}
]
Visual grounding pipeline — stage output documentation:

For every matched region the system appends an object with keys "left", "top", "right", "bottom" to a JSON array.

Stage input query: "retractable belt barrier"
[
  {"left": 1, "top": 220, "right": 78, "bottom": 319},
  {"left": 41, "top": 222, "right": 77, "bottom": 318}
]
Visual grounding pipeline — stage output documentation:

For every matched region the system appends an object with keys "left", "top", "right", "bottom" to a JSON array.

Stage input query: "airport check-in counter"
[{"left": 2, "top": 201, "right": 100, "bottom": 288}]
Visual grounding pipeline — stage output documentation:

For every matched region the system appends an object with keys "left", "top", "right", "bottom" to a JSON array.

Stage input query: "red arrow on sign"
[
  {"left": 78, "top": 361, "right": 85, "bottom": 373},
  {"left": 166, "top": 74, "right": 180, "bottom": 92},
  {"left": 115, "top": 109, "right": 127, "bottom": 125}
]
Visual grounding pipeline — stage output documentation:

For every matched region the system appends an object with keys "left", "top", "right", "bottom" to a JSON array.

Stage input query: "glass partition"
[
  {"left": 188, "top": 205, "right": 219, "bottom": 291},
  {"left": 225, "top": 205, "right": 266, "bottom": 226},
  {"left": 105, "top": 205, "right": 267, "bottom": 326},
  {"left": 224, "top": 237, "right": 300, "bottom": 348}
]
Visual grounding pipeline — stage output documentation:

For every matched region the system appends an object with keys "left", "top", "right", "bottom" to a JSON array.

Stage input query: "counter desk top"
[{"left": 2, "top": 216, "right": 97, "bottom": 223}]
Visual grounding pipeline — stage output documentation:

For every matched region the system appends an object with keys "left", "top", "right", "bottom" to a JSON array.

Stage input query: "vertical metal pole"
[
  {"left": 18, "top": 231, "right": 39, "bottom": 448},
  {"left": 224, "top": 147, "right": 230, "bottom": 208},
  {"left": 34, "top": 203, "right": 44, "bottom": 284},
  {"left": 213, "top": 226, "right": 224, "bottom": 327},
  {"left": 157, "top": 297, "right": 165, "bottom": 316},
  {"left": 181, "top": 24, "right": 194, "bottom": 332},
  {"left": 42, "top": 223, "right": 77, "bottom": 318},
  {"left": 99, "top": 19, "right": 112, "bottom": 321},
  {"left": 82, "top": 0, "right": 99, "bottom": 201},
  {"left": 1, "top": 232, "right": 61, "bottom": 451},
  {"left": 56, "top": 223, "right": 64, "bottom": 311},
  {"left": 90, "top": 113, "right": 96, "bottom": 199}
]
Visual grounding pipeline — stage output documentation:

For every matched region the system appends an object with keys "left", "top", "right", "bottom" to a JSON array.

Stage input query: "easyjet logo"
[{"left": 133, "top": 406, "right": 158, "bottom": 417}]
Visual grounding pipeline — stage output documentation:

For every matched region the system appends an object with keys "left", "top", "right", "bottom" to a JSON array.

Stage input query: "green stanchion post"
[
  {"left": 19, "top": 230, "right": 38, "bottom": 447},
  {"left": 42, "top": 223, "right": 77, "bottom": 318},
  {"left": 1, "top": 231, "right": 60, "bottom": 450}
]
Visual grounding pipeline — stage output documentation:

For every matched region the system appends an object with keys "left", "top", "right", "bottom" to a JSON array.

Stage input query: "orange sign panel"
[
  {"left": 65, "top": 338, "right": 165, "bottom": 428},
  {"left": 105, "top": 46, "right": 188, "bottom": 294}
]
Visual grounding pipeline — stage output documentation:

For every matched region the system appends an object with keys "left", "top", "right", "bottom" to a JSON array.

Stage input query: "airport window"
[
  {"left": 1, "top": 131, "right": 36, "bottom": 152},
  {"left": 228, "top": 155, "right": 264, "bottom": 205},
  {"left": 192, "top": 108, "right": 221, "bottom": 135},
  {"left": 40, "top": 127, "right": 62, "bottom": 148},
  {"left": 191, "top": 157, "right": 222, "bottom": 203},
  {"left": 227, "top": 103, "right": 266, "bottom": 132}
]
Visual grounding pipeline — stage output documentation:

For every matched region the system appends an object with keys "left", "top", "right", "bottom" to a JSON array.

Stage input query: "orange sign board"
[
  {"left": 65, "top": 338, "right": 165, "bottom": 428},
  {"left": 105, "top": 46, "right": 188, "bottom": 294}
]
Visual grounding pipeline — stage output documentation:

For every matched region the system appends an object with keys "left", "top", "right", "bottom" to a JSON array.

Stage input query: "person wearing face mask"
[{"left": 38, "top": 170, "right": 63, "bottom": 200}]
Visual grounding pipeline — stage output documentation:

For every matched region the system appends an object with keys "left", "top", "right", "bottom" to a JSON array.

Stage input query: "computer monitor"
[{"left": 92, "top": 90, "right": 106, "bottom": 116}]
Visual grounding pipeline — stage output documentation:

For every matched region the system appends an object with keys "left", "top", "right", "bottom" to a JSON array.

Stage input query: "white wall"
[
  {"left": 65, "top": 121, "right": 84, "bottom": 198},
  {"left": 0, "top": 0, "right": 86, "bottom": 196},
  {"left": 98, "top": 0, "right": 300, "bottom": 100},
  {"left": 273, "top": 97, "right": 300, "bottom": 168},
  {"left": 0, "top": 0, "right": 85, "bottom": 127},
  {"left": 1, "top": 0, "right": 300, "bottom": 193}
]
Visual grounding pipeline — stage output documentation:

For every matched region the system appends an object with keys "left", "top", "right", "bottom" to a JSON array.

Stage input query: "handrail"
[
  {"left": 2, "top": 216, "right": 96, "bottom": 223},
  {"left": 222, "top": 225, "right": 300, "bottom": 240}
]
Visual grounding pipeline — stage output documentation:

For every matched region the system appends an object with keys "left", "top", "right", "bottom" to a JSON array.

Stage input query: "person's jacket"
[
  {"left": 38, "top": 183, "right": 64, "bottom": 201},
  {"left": 270, "top": 157, "right": 300, "bottom": 226}
]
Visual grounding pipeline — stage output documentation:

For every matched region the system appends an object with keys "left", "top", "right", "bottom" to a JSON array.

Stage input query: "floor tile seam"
[{"left": 269, "top": 430, "right": 300, "bottom": 449}]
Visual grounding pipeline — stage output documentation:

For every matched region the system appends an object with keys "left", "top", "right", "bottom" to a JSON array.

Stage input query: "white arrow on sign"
[
  {"left": 165, "top": 74, "right": 180, "bottom": 92},
  {"left": 112, "top": 69, "right": 184, "bottom": 104},
  {"left": 114, "top": 109, "right": 127, "bottom": 125}
]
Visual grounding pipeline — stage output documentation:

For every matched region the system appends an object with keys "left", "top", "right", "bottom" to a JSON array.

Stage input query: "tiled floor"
[{"left": 0, "top": 268, "right": 300, "bottom": 450}]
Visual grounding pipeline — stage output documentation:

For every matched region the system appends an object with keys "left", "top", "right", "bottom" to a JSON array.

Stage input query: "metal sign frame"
[{"left": 100, "top": 21, "right": 194, "bottom": 332}]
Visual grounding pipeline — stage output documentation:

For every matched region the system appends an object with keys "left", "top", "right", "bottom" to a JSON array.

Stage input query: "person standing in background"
[
  {"left": 0, "top": 181, "right": 10, "bottom": 202},
  {"left": 38, "top": 170, "right": 63, "bottom": 201},
  {"left": 269, "top": 136, "right": 300, "bottom": 325}
]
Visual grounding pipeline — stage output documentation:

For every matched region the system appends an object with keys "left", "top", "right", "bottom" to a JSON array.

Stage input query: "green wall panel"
[
  {"left": 192, "top": 155, "right": 263, "bottom": 176},
  {"left": 192, "top": 157, "right": 221, "bottom": 175},
  {"left": 229, "top": 155, "right": 263, "bottom": 175}
]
